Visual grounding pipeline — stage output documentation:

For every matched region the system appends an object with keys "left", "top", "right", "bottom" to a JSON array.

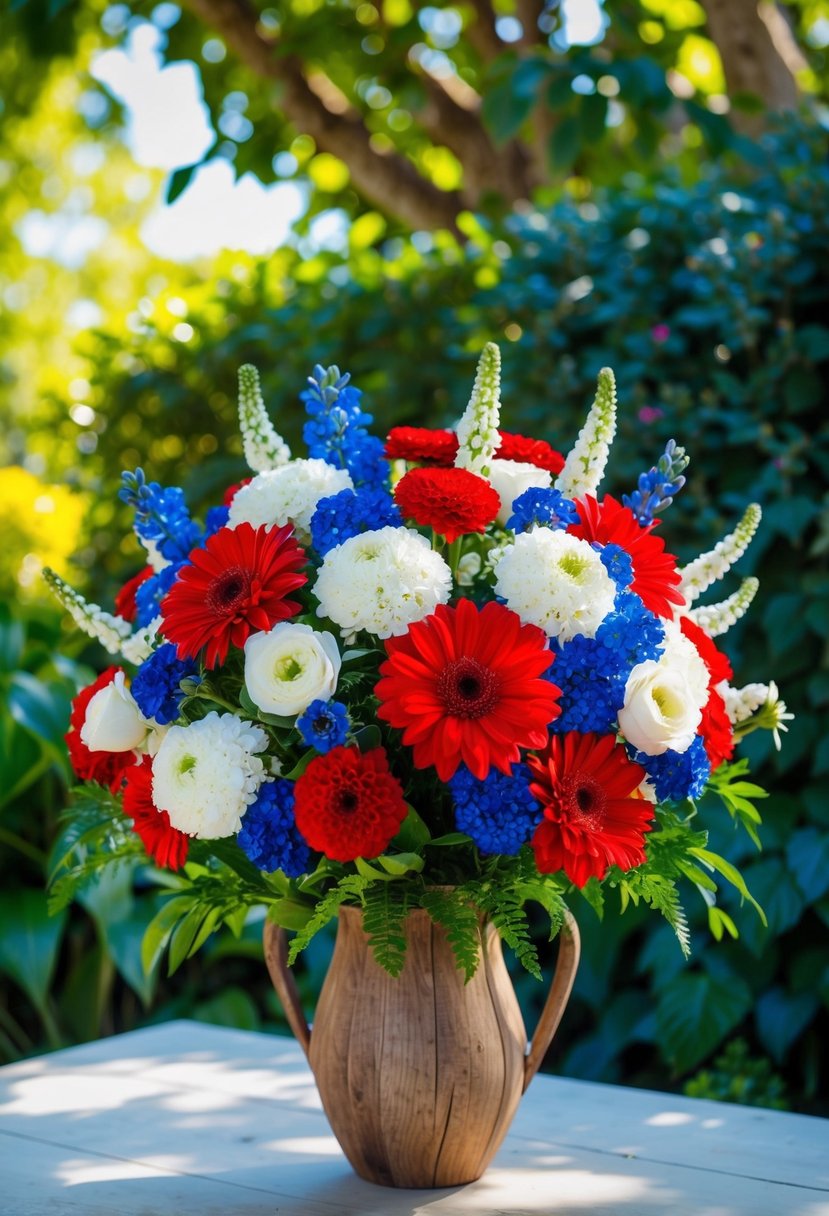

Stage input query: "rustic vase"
[{"left": 264, "top": 902, "right": 580, "bottom": 1189}]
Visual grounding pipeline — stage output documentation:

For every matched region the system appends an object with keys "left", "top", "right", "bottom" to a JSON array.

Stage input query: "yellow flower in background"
[{"left": 0, "top": 466, "right": 87, "bottom": 599}]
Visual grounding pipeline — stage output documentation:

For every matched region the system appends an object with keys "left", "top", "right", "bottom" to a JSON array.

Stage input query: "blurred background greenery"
[{"left": 1, "top": 0, "right": 827, "bottom": 1114}]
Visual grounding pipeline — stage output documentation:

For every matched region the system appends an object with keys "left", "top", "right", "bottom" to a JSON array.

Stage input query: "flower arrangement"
[{"left": 46, "top": 345, "right": 791, "bottom": 980}]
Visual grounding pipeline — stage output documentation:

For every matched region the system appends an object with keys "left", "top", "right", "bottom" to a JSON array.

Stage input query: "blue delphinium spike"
[
  {"left": 623, "top": 439, "right": 690, "bottom": 525},
  {"left": 119, "top": 470, "right": 202, "bottom": 565},
  {"left": 300, "top": 365, "right": 387, "bottom": 491}
]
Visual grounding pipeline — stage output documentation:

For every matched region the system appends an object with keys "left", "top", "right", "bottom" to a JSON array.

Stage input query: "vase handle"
[
  {"left": 263, "top": 921, "right": 312, "bottom": 1057},
  {"left": 523, "top": 907, "right": 580, "bottom": 1093}
]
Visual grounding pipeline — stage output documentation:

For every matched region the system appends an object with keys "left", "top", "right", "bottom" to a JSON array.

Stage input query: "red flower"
[
  {"left": 222, "top": 477, "right": 252, "bottom": 507},
  {"left": 385, "top": 426, "right": 458, "bottom": 466},
  {"left": 528, "top": 732, "right": 653, "bottom": 888},
  {"left": 122, "top": 756, "right": 189, "bottom": 870},
  {"left": 680, "top": 617, "right": 735, "bottom": 770},
  {"left": 160, "top": 522, "right": 307, "bottom": 668},
  {"left": 394, "top": 466, "right": 501, "bottom": 543},
  {"left": 496, "top": 431, "right": 565, "bottom": 475},
  {"left": 376, "top": 599, "right": 560, "bottom": 781},
  {"left": 568, "top": 495, "right": 685, "bottom": 618},
  {"left": 114, "top": 566, "right": 154, "bottom": 623},
  {"left": 65, "top": 668, "right": 137, "bottom": 792},
  {"left": 293, "top": 746, "right": 407, "bottom": 861}
]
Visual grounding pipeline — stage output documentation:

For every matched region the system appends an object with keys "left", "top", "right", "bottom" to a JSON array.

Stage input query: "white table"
[{"left": 0, "top": 1020, "right": 826, "bottom": 1215}]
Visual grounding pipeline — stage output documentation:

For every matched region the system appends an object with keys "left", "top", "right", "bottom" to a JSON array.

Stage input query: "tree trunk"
[{"left": 701, "top": 0, "right": 802, "bottom": 126}]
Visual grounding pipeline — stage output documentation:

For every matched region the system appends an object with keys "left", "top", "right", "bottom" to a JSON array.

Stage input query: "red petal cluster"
[
  {"left": 385, "top": 426, "right": 457, "bottom": 466},
  {"left": 122, "top": 756, "right": 190, "bottom": 870},
  {"left": 222, "top": 477, "right": 252, "bottom": 507},
  {"left": 394, "top": 466, "right": 501, "bottom": 543},
  {"left": 160, "top": 522, "right": 307, "bottom": 668},
  {"left": 680, "top": 617, "right": 735, "bottom": 770},
  {"left": 568, "top": 495, "right": 685, "bottom": 618},
  {"left": 528, "top": 732, "right": 653, "bottom": 888},
  {"left": 65, "top": 668, "right": 137, "bottom": 792},
  {"left": 293, "top": 746, "right": 408, "bottom": 861},
  {"left": 495, "top": 431, "right": 565, "bottom": 474},
  {"left": 376, "top": 599, "right": 560, "bottom": 781},
  {"left": 114, "top": 566, "right": 154, "bottom": 623}
]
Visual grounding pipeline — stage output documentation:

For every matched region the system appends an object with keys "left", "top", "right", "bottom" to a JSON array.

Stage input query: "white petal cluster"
[
  {"left": 493, "top": 530, "right": 615, "bottom": 641},
  {"left": 314, "top": 525, "right": 452, "bottom": 639},
  {"left": 122, "top": 616, "right": 163, "bottom": 666},
  {"left": 454, "top": 343, "right": 502, "bottom": 477},
  {"left": 618, "top": 621, "right": 709, "bottom": 756},
  {"left": 721, "top": 681, "right": 768, "bottom": 725},
  {"left": 487, "top": 458, "right": 551, "bottom": 526},
  {"left": 81, "top": 671, "right": 150, "bottom": 753},
  {"left": 244, "top": 622, "right": 341, "bottom": 717},
  {"left": 238, "top": 364, "right": 291, "bottom": 472},
  {"left": 42, "top": 568, "right": 132, "bottom": 656},
  {"left": 141, "top": 538, "right": 169, "bottom": 573},
  {"left": 555, "top": 367, "right": 617, "bottom": 500},
  {"left": 152, "top": 712, "right": 268, "bottom": 839},
  {"left": 228, "top": 459, "right": 353, "bottom": 544},
  {"left": 680, "top": 504, "right": 761, "bottom": 605},
  {"left": 686, "top": 577, "right": 759, "bottom": 637}
]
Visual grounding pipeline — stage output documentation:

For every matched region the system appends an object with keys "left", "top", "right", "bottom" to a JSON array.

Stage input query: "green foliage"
[
  {"left": 419, "top": 888, "right": 482, "bottom": 983},
  {"left": 685, "top": 1039, "right": 789, "bottom": 1111}
]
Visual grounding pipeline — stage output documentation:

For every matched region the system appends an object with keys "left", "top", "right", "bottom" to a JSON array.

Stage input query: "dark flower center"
[
  {"left": 207, "top": 566, "right": 252, "bottom": 616},
  {"left": 338, "top": 789, "right": 359, "bottom": 815},
  {"left": 437, "top": 657, "right": 500, "bottom": 719},
  {"left": 562, "top": 773, "right": 606, "bottom": 829}
]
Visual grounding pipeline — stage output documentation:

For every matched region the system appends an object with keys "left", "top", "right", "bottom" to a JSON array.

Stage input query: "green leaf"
[
  {"left": 266, "top": 897, "right": 315, "bottom": 931},
  {"left": 8, "top": 672, "right": 69, "bottom": 751},
  {"left": 0, "top": 889, "right": 66, "bottom": 1021},
  {"left": 420, "top": 888, "right": 480, "bottom": 982},
  {"left": 689, "top": 848, "right": 767, "bottom": 925},
  {"left": 427, "top": 832, "right": 473, "bottom": 847},
  {"left": 548, "top": 115, "right": 581, "bottom": 172},
  {"left": 288, "top": 874, "right": 370, "bottom": 965},
  {"left": 362, "top": 883, "right": 408, "bottom": 976},
  {"left": 166, "top": 164, "right": 196, "bottom": 204},
  {"left": 656, "top": 971, "right": 752, "bottom": 1073},
  {"left": 755, "top": 986, "right": 819, "bottom": 1063},
  {"left": 580, "top": 92, "right": 608, "bottom": 143},
  {"left": 393, "top": 806, "right": 431, "bottom": 852},
  {"left": 141, "top": 894, "right": 194, "bottom": 976},
  {"left": 352, "top": 724, "right": 381, "bottom": 752},
  {"left": 786, "top": 830, "right": 829, "bottom": 903}
]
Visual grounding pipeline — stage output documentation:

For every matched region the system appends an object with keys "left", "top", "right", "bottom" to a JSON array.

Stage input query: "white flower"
[
  {"left": 686, "top": 577, "right": 759, "bottom": 637},
  {"left": 141, "top": 538, "right": 169, "bottom": 573},
  {"left": 555, "top": 367, "right": 617, "bottom": 500},
  {"left": 238, "top": 364, "right": 291, "bottom": 472},
  {"left": 314, "top": 525, "right": 452, "bottom": 639},
  {"left": 80, "top": 671, "right": 149, "bottom": 752},
  {"left": 456, "top": 551, "right": 483, "bottom": 587},
  {"left": 618, "top": 622, "right": 709, "bottom": 756},
  {"left": 721, "top": 681, "right": 768, "bottom": 725},
  {"left": 152, "top": 712, "right": 268, "bottom": 839},
  {"left": 42, "top": 568, "right": 132, "bottom": 656},
  {"left": 244, "top": 622, "right": 341, "bottom": 717},
  {"left": 493, "top": 530, "right": 615, "bottom": 641},
  {"left": 454, "top": 342, "right": 501, "bottom": 476},
  {"left": 488, "top": 458, "right": 551, "bottom": 526},
  {"left": 680, "top": 504, "right": 762, "bottom": 606},
  {"left": 228, "top": 459, "right": 353, "bottom": 544},
  {"left": 121, "top": 616, "right": 163, "bottom": 666}
]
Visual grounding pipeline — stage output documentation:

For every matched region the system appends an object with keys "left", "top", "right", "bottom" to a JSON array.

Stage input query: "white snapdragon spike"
[
  {"left": 228, "top": 459, "right": 353, "bottom": 544},
  {"left": 314, "top": 525, "right": 452, "bottom": 639},
  {"left": 487, "top": 458, "right": 551, "bottom": 526},
  {"left": 554, "top": 367, "right": 617, "bottom": 500},
  {"left": 80, "top": 671, "right": 150, "bottom": 752},
  {"left": 687, "top": 576, "right": 759, "bottom": 637},
  {"left": 679, "top": 503, "right": 762, "bottom": 605},
  {"left": 238, "top": 364, "right": 291, "bottom": 472},
  {"left": 724, "top": 681, "right": 793, "bottom": 750},
  {"left": 721, "top": 681, "right": 769, "bottom": 725},
  {"left": 493, "top": 530, "right": 615, "bottom": 641},
  {"left": 454, "top": 342, "right": 502, "bottom": 477},
  {"left": 152, "top": 712, "right": 268, "bottom": 838},
  {"left": 121, "top": 616, "right": 163, "bottom": 666},
  {"left": 617, "top": 620, "right": 709, "bottom": 756},
  {"left": 42, "top": 568, "right": 132, "bottom": 656},
  {"left": 244, "top": 622, "right": 341, "bottom": 717},
  {"left": 141, "top": 538, "right": 169, "bottom": 573}
]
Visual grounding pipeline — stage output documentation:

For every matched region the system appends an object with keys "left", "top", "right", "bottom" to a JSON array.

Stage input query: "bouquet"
[{"left": 46, "top": 344, "right": 791, "bottom": 980}]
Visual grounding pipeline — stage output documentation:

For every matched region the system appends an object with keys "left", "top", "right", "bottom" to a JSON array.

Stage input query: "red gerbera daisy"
[
  {"left": 568, "top": 495, "right": 685, "bottom": 618},
  {"left": 496, "top": 431, "right": 565, "bottom": 475},
  {"left": 293, "top": 746, "right": 408, "bottom": 861},
  {"left": 65, "top": 668, "right": 137, "bottom": 792},
  {"left": 680, "top": 616, "right": 735, "bottom": 770},
  {"left": 394, "top": 466, "right": 501, "bottom": 543},
  {"left": 385, "top": 426, "right": 458, "bottom": 466},
  {"left": 122, "top": 756, "right": 190, "bottom": 870},
  {"left": 376, "top": 599, "right": 561, "bottom": 781},
  {"left": 114, "top": 566, "right": 154, "bottom": 622},
  {"left": 528, "top": 732, "right": 653, "bottom": 888},
  {"left": 160, "top": 522, "right": 307, "bottom": 668}
]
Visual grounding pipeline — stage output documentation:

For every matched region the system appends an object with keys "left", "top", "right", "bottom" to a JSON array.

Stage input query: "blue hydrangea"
[
  {"left": 506, "top": 487, "right": 578, "bottom": 533},
  {"left": 548, "top": 639, "right": 625, "bottom": 734},
  {"left": 131, "top": 642, "right": 197, "bottom": 725},
  {"left": 296, "top": 699, "right": 350, "bottom": 752},
  {"left": 623, "top": 439, "right": 689, "bottom": 525},
  {"left": 597, "top": 543, "right": 634, "bottom": 590},
  {"left": 310, "top": 488, "right": 401, "bottom": 556},
  {"left": 449, "top": 764, "right": 542, "bottom": 855},
  {"left": 120, "top": 469, "right": 202, "bottom": 563},
  {"left": 301, "top": 365, "right": 388, "bottom": 491},
  {"left": 204, "top": 505, "right": 230, "bottom": 536},
  {"left": 595, "top": 590, "right": 665, "bottom": 670},
  {"left": 634, "top": 736, "right": 710, "bottom": 803},
  {"left": 236, "top": 780, "right": 310, "bottom": 877},
  {"left": 134, "top": 561, "right": 185, "bottom": 628}
]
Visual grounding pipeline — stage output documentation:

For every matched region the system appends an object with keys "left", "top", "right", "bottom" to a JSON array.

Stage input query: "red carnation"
[
  {"left": 394, "top": 466, "right": 501, "bottom": 544},
  {"left": 568, "top": 495, "right": 685, "bottom": 618},
  {"left": 293, "top": 746, "right": 408, "bottom": 862},
  {"left": 680, "top": 616, "right": 735, "bottom": 770},
  {"left": 222, "top": 477, "right": 252, "bottom": 507},
  {"left": 496, "top": 431, "right": 565, "bottom": 475},
  {"left": 122, "top": 756, "right": 189, "bottom": 870},
  {"left": 376, "top": 599, "right": 560, "bottom": 782},
  {"left": 160, "top": 522, "right": 307, "bottom": 668},
  {"left": 65, "top": 668, "right": 137, "bottom": 792},
  {"left": 528, "top": 732, "right": 653, "bottom": 888},
  {"left": 114, "top": 566, "right": 154, "bottom": 623},
  {"left": 385, "top": 427, "right": 458, "bottom": 467}
]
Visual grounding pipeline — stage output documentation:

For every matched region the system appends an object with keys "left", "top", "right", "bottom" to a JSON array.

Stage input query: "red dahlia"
[
  {"left": 385, "top": 426, "right": 458, "bottom": 466},
  {"left": 496, "top": 431, "right": 565, "bottom": 475},
  {"left": 528, "top": 732, "right": 652, "bottom": 888},
  {"left": 160, "top": 522, "right": 307, "bottom": 668},
  {"left": 376, "top": 599, "right": 560, "bottom": 782},
  {"left": 394, "top": 466, "right": 501, "bottom": 543},
  {"left": 568, "top": 495, "right": 685, "bottom": 618},
  {"left": 122, "top": 756, "right": 189, "bottom": 870},
  {"left": 114, "top": 566, "right": 154, "bottom": 623},
  {"left": 293, "top": 746, "right": 408, "bottom": 861},
  {"left": 65, "top": 668, "right": 137, "bottom": 792},
  {"left": 680, "top": 616, "right": 734, "bottom": 770}
]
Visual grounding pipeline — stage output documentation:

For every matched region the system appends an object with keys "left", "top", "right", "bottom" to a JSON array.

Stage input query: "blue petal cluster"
[
  {"left": 634, "top": 736, "right": 710, "bottom": 803},
  {"left": 597, "top": 543, "right": 634, "bottom": 590},
  {"left": 204, "top": 505, "right": 230, "bottom": 536},
  {"left": 623, "top": 439, "right": 689, "bottom": 525},
  {"left": 296, "top": 699, "right": 350, "bottom": 753},
  {"left": 449, "top": 764, "right": 542, "bottom": 856},
  {"left": 236, "top": 780, "right": 310, "bottom": 877},
  {"left": 131, "top": 642, "right": 197, "bottom": 725},
  {"left": 595, "top": 590, "right": 664, "bottom": 669},
  {"left": 310, "top": 488, "right": 401, "bottom": 556},
  {"left": 120, "top": 469, "right": 202, "bottom": 563},
  {"left": 134, "top": 562, "right": 185, "bottom": 628},
  {"left": 507, "top": 487, "right": 578, "bottom": 533},
  {"left": 301, "top": 365, "right": 387, "bottom": 491}
]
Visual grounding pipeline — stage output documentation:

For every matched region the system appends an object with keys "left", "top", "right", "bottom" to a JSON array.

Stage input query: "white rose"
[
  {"left": 487, "top": 458, "right": 552, "bottom": 527},
  {"left": 618, "top": 663, "right": 704, "bottom": 756},
  {"left": 80, "top": 671, "right": 149, "bottom": 753},
  {"left": 244, "top": 622, "right": 341, "bottom": 717}
]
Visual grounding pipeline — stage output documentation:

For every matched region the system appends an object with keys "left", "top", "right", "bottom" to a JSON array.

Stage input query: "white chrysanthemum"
[
  {"left": 314, "top": 525, "right": 452, "bottom": 639},
  {"left": 618, "top": 620, "right": 710, "bottom": 756},
  {"left": 493, "top": 530, "right": 615, "bottom": 641},
  {"left": 152, "top": 712, "right": 268, "bottom": 839},
  {"left": 228, "top": 459, "right": 353, "bottom": 544}
]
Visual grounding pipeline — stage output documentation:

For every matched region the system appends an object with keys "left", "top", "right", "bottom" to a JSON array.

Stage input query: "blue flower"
[
  {"left": 595, "top": 590, "right": 664, "bottom": 669},
  {"left": 237, "top": 780, "right": 310, "bottom": 877},
  {"left": 449, "top": 764, "right": 542, "bottom": 855},
  {"left": 310, "top": 488, "right": 401, "bottom": 556},
  {"left": 300, "top": 365, "right": 388, "bottom": 491},
  {"left": 596, "top": 543, "right": 634, "bottom": 590},
  {"left": 134, "top": 562, "right": 185, "bottom": 628},
  {"left": 204, "top": 505, "right": 230, "bottom": 536},
  {"left": 507, "top": 487, "right": 578, "bottom": 533},
  {"left": 634, "top": 736, "right": 710, "bottom": 803},
  {"left": 623, "top": 439, "right": 689, "bottom": 525},
  {"left": 296, "top": 699, "right": 350, "bottom": 752},
  {"left": 120, "top": 469, "right": 202, "bottom": 563},
  {"left": 131, "top": 643, "right": 197, "bottom": 725}
]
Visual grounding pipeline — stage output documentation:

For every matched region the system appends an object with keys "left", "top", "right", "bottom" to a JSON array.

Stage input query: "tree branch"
[
  {"left": 464, "top": 0, "right": 503, "bottom": 62},
  {"left": 699, "top": 0, "right": 801, "bottom": 126}
]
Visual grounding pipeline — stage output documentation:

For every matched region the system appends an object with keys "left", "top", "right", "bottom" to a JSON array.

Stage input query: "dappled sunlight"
[
  {"left": 447, "top": 1166, "right": 663, "bottom": 1211},
  {"left": 645, "top": 1110, "right": 695, "bottom": 1127},
  {"left": 266, "top": 1135, "right": 343, "bottom": 1156},
  {"left": 57, "top": 1154, "right": 196, "bottom": 1188}
]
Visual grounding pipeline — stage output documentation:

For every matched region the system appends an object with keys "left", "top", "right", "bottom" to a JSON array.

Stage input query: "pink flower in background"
[
  {"left": 651, "top": 324, "right": 671, "bottom": 344},
  {"left": 638, "top": 406, "right": 664, "bottom": 424}
]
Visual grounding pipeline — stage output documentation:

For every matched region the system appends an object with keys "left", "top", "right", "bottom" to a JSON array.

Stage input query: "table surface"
[{"left": 0, "top": 1020, "right": 827, "bottom": 1216}]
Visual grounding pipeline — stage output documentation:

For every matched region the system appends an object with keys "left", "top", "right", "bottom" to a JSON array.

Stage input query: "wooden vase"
[{"left": 264, "top": 903, "right": 580, "bottom": 1189}]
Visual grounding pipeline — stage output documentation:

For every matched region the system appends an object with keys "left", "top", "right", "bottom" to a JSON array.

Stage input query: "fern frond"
[
  {"left": 419, "top": 888, "right": 481, "bottom": 982},
  {"left": 362, "top": 883, "right": 409, "bottom": 977},
  {"left": 287, "top": 874, "right": 370, "bottom": 965}
]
